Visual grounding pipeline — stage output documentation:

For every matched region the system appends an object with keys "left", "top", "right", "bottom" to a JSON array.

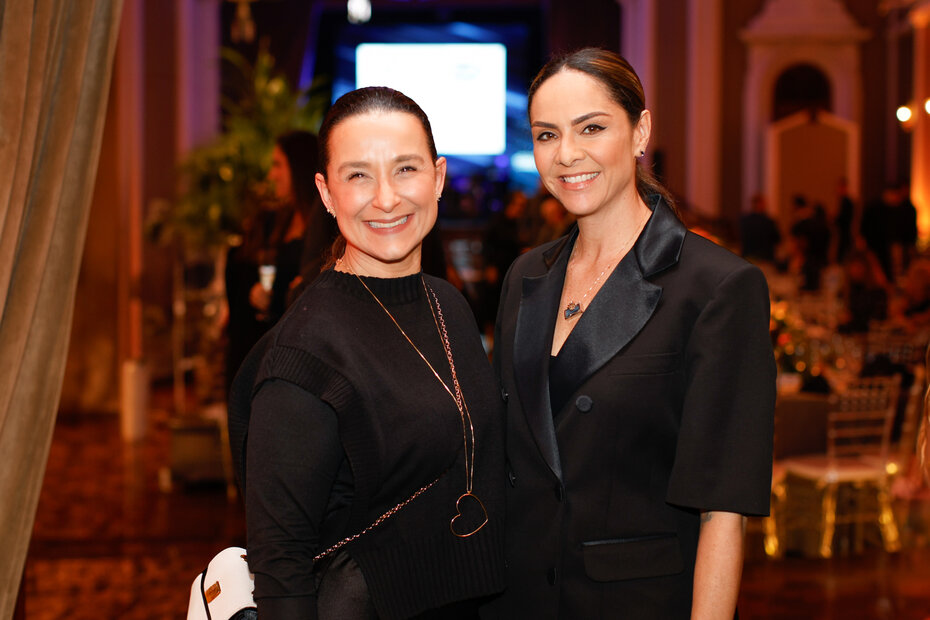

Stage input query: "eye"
[
  {"left": 398, "top": 165, "right": 418, "bottom": 174},
  {"left": 346, "top": 171, "right": 366, "bottom": 181},
  {"left": 534, "top": 131, "right": 556, "bottom": 143},
  {"left": 581, "top": 123, "right": 605, "bottom": 134}
]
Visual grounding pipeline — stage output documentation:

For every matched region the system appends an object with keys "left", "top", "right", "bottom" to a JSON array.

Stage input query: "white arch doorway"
[
  {"left": 740, "top": 0, "right": 869, "bottom": 216},
  {"left": 765, "top": 109, "right": 859, "bottom": 229}
]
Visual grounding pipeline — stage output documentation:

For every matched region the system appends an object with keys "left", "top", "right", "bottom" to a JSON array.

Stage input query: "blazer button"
[
  {"left": 500, "top": 388, "right": 509, "bottom": 403},
  {"left": 575, "top": 395, "right": 593, "bottom": 413},
  {"left": 547, "top": 567, "right": 558, "bottom": 585}
]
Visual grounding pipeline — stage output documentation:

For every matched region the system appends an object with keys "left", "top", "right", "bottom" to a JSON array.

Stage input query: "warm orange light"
[{"left": 897, "top": 105, "right": 913, "bottom": 123}]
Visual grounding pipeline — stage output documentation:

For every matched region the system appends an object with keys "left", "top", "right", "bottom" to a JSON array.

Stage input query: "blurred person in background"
[
  {"left": 890, "top": 257, "right": 930, "bottom": 333},
  {"left": 834, "top": 177, "right": 855, "bottom": 263},
  {"left": 224, "top": 130, "right": 337, "bottom": 391},
  {"left": 479, "top": 190, "right": 530, "bottom": 336},
  {"left": 889, "top": 181, "right": 918, "bottom": 280},
  {"left": 838, "top": 248, "right": 889, "bottom": 333},
  {"left": 739, "top": 193, "right": 781, "bottom": 264},
  {"left": 790, "top": 196, "right": 831, "bottom": 291}
]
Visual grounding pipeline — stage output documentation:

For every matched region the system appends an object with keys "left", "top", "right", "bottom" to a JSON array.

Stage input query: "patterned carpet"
[{"left": 23, "top": 402, "right": 245, "bottom": 620}]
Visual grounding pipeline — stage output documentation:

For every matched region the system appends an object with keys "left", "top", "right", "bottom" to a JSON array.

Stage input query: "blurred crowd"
[{"left": 739, "top": 178, "right": 927, "bottom": 337}]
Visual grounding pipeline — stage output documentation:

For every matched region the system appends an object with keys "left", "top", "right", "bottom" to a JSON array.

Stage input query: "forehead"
[
  {"left": 328, "top": 110, "right": 430, "bottom": 160},
  {"left": 530, "top": 69, "right": 619, "bottom": 120}
]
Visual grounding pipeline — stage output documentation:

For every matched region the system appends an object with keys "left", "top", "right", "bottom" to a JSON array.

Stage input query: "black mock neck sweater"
[{"left": 236, "top": 269, "right": 505, "bottom": 619}]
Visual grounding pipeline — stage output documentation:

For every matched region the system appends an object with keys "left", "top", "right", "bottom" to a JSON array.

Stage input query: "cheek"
[
  {"left": 533, "top": 147, "right": 551, "bottom": 173},
  {"left": 331, "top": 186, "right": 365, "bottom": 217}
]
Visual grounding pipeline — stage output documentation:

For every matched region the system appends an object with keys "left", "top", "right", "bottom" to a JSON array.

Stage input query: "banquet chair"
[
  {"left": 763, "top": 392, "right": 831, "bottom": 558},
  {"left": 781, "top": 375, "right": 902, "bottom": 558},
  {"left": 894, "top": 364, "right": 927, "bottom": 470},
  {"left": 865, "top": 327, "right": 927, "bottom": 367}
]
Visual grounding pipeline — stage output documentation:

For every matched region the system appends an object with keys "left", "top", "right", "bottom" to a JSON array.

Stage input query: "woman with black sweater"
[{"left": 229, "top": 87, "right": 505, "bottom": 619}]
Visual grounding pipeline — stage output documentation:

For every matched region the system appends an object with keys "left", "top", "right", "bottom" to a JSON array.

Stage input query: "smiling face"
[
  {"left": 529, "top": 69, "right": 650, "bottom": 219},
  {"left": 315, "top": 110, "right": 446, "bottom": 277}
]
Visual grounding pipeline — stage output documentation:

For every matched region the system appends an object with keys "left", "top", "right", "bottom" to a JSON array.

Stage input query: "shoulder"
[
  {"left": 670, "top": 232, "right": 769, "bottom": 302},
  {"left": 272, "top": 271, "right": 347, "bottom": 342},
  {"left": 681, "top": 232, "right": 764, "bottom": 280},
  {"left": 504, "top": 234, "right": 569, "bottom": 282}
]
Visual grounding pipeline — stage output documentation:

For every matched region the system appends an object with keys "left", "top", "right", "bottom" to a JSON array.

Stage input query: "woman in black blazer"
[{"left": 484, "top": 48, "right": 775, "bottom": 619}]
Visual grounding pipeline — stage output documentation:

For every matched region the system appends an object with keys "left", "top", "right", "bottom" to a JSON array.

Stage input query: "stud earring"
[{"left": 639, "top": 149, "right": 645, "bottom": 158}]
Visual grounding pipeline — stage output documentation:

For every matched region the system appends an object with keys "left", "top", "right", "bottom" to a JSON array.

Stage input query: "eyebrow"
[
  {"left": 531, "top": 111, "right": 609, "bottom": 129},
  {"left": 337, "top": 153, "right": 427, "bottom": 173}
]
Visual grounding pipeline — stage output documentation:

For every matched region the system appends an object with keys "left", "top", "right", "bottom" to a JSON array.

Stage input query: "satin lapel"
[
  {"left": 512, "top": 238, "right": 573, "bottom": 481},
  {"left": 553, "top": 255, "right": 660, "bottom": 392},
  {"left": 553, "top": 198, "right": 685, "bottom": 396}
]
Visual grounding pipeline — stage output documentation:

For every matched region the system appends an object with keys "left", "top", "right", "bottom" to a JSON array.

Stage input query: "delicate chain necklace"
[
  {"left": 344, "top": 262, "right": 487, "bottom": 539},
  {"left": 563, "top": 214, "right": 648, "bottom": 320}
]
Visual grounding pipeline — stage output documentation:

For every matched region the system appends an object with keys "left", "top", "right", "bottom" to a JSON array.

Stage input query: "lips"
[
  {"left": 367, "top": 215, "right": 409, "bottom": 229},
  {"left": 561, "top": 172, "right": 599, "bottom": 184}
]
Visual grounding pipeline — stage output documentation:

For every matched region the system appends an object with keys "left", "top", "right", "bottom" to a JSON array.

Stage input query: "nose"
[
  {"left": 556, "top": 133, "right": 583, "bottom": 167},
  {"left": 372, "top": 175, "right": 400, "bottom": 211}
]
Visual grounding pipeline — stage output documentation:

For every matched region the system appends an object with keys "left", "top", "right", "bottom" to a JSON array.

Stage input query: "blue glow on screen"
[{"left": 309, "top": 17, "right": 540, "bottom": 192}]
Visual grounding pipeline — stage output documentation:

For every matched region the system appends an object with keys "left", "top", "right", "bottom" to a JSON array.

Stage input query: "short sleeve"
[
  {"left": 246, "top": 378, "right": 344, "bottom": 617},
  {"left": 666, "top": 264, "right": 776, "bottom": 516}
]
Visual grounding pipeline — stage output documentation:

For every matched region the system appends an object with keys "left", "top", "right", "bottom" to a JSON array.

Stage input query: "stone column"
[
  {"left": 116, "top": 0, "right": 148, "bottom": 440},
  {"left": 910, "top": 1, "right": 930, "bottom": 243},
  {"left": 176, "top": 0, "right": 221, "bottom": 155},
  {"left": 617, "top": 0, "right": 657, "bottom": 109},
  {"left": 686, "top": 0, "right": 723, "bottom": 218}
]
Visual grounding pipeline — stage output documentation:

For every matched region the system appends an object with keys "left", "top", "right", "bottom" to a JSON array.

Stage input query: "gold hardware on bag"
[{"left": 204, "top": 581, "right": 221, "bottom": 603}]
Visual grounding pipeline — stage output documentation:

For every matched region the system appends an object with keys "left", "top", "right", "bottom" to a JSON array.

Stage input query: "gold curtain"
[{"left": 0, "top": 0, "right": 123, "bottom": 614}]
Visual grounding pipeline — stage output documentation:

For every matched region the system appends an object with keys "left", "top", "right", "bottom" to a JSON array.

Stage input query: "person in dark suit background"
[
  {"left": 484, "top": 48, "right": 775, "bottom": 619},
  {"left": 739, "top": 193, "right": 781, "bottom": 263}
]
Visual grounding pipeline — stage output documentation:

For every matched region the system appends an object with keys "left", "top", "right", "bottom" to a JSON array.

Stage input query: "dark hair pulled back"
[
  {"left": 528, "top": 47, "right": 674, "bottom": 209},
  {"left": 318, "top": 86, "right": 438, "bottom": 177}
]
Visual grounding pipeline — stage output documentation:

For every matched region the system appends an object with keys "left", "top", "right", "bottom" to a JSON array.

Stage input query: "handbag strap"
[
  {"left": 313, "top": 468, "right": 447, "bottom": 563},
  {"left": 199, "top": 566, "right": 213, "bottom": 620}
]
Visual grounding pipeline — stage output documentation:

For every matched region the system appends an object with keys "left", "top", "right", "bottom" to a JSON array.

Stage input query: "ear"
[
  {"left": 315, "top": 172, "right": 334, "bottom": 214},
  {"left": 634, "top": 109, "right": 652, "bottom": 156},
  {"left": 433, "top": 156, "right": 447, "bottom": 198}
]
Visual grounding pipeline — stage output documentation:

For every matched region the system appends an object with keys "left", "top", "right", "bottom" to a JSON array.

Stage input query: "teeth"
[
  {"left": 562, "top": 172, "right": 598, "bottom": 183},
  {"left": 368, "top": 216, "right": 408, "bottom": 229}
]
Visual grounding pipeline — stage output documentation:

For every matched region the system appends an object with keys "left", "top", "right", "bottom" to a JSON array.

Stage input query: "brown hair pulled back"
[{"left": 528, "top": 47, "right": 675, "bottom": 209}]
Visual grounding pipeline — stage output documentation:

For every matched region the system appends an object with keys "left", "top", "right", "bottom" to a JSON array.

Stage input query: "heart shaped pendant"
[{"left": 450, "top": 492, "right": 489, "bottom": 538}]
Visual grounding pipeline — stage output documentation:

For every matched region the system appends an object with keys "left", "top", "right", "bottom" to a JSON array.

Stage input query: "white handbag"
[{"left": 187, "top": 547, "right": 257, "bottom": 620}]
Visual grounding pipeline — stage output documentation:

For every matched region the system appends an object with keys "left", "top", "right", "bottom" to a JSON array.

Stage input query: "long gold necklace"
[{"left": 348, "top": 265, "right": 487, "bottom": 539}]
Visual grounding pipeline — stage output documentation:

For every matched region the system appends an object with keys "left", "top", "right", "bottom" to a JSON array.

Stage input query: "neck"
[
  {"left": 336, "top": 246, "right": 422, "bottom": 278},
  {"left": 573, "top": 193, "right": 651, "bottom": 264}
]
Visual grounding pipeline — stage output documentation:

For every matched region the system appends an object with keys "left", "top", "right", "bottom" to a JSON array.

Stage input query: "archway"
[{"left": 765, "top": 109, "right": 858, "bottom": 230}]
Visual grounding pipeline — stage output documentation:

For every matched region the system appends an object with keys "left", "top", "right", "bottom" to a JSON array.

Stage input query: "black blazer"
[{"left": 483, "top": 197, "right": 775, "bottom": 619}]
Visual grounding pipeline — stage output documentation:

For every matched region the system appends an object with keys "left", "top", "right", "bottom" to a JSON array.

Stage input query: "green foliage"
[{"left": 147, "top": 46, "right": 328, "bottom": 251}]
